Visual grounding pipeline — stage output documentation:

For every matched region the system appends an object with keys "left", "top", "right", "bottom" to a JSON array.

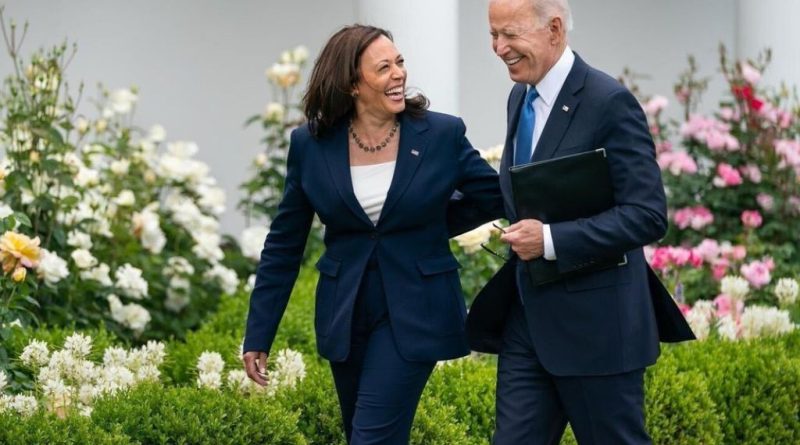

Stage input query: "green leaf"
[{"left": 12, "top": 213, "right": 32, "bottom": 228}]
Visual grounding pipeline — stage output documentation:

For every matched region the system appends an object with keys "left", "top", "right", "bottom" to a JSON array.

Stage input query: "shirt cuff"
[{"left": 543, "top": 224, "right": 556, "bottom": 261}]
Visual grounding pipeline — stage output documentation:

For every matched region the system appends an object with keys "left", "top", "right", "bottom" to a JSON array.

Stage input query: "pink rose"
[
  {"left": 655, "top": 140, "right": 673, "bottom": 154},
  {"left": 678, "top": 303, "right": 691, "bottom": 316},
  {"left": 732, "top": 245, "right": 747, "bottom": 261},
  {"left": 643, "top": 95, "right": 669, "bottom": 116},
  {"left": 714, "top": 294, "right": 744, "bottom": 318},
  {"left": 719, "top": 107, "right": 735, "bottom": 121},
  {"left": 689, "top": 207, "right": 714, "bottom": 230},
  {"left": 713, "top": 163, "right": 743, "bottom": 187},
  {"left": 756, "top": 193, "right": 774, "bottom": 211},
  {"left": 712, "top": 258, "right": 730, "bottom": 280},
  {"left": 673, "top": 208, "right": 693, "bottom": 229},
  {"left": 740, "top": 62, "right": 761, "bottom": 85},
  {"left": 740, "top": 210, "right": 763, "bottom": 229},
  {"left": 778, "top": 109, "right": 793, "bottom": 129},
  {"left": 650, "top": 247, "right": 672, "bottom": 271},
  {"left": 740, "top": 260, "right": 772, "bottom": 288},
  {"left": 739, "top": 164, "right": 762, "bottom": 183},
  {"left": 670, "top": 247, "right": 692, "bottom": 266},
  {"left": 694, "top": 239, "right": 720, "bottom": 262},
  {"left": 688, "top": 250, "right": 704, "bottom": 268},
  {"left": 658, "top": 152, "right": 697, "bottom": 175}
]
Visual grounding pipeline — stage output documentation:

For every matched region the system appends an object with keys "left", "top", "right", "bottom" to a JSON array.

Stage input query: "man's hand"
[
  {"left": 242, "top": 351, "right": 269, "bottom": 386},
  {"left": 500, "top": 219, "right": 544, "bottom": 261}
]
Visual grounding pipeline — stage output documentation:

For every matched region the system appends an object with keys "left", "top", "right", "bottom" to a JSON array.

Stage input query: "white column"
[
  {"left": 356, "top": 0, "right": 459, "bottom": 115},
  {"left": 738, "top": 0, "right": 800, "bottom": 88}
]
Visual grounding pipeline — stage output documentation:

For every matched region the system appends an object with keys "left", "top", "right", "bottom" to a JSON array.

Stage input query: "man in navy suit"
[{"left": 484, "top": 0, "right": 687, "bottom": 443}]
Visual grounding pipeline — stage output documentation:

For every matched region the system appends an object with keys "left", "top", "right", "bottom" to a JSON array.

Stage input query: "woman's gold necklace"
[{"left": 349, "top": 120, "right": 399, "bottom": 153}]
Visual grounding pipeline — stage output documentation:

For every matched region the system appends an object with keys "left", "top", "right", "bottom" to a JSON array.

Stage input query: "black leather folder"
[{"left": 509, "top": 148, "right": 626, "bottom": 285}]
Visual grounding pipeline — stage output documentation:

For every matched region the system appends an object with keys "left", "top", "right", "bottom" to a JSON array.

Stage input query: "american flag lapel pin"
[
  {"left": 562, "top": 105, "right": 570, "bottom": 112},
  {"left": 411, "top": 149, "right": 420, "bottom": 156}
]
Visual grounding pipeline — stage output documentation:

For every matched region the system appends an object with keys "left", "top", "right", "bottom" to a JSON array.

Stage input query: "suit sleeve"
[
  {"left": 243, "top": 129, "right": 315, "bottom": 353},
  {"left": 447, "top": 118, "right": 506, "bottom": 237},
  {"left": 550, "top": 89, "right": 668, "bottom": 273}
]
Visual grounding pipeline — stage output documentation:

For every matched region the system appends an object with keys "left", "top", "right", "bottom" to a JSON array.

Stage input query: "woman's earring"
[{"left": 351, "top": 91, "right": 359, "bottom": 98}]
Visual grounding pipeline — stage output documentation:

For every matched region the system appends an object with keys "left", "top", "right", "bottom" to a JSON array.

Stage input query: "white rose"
[
  {"left": 67, "top": 230, "right": 93, "bottom": 249},
  {"left": 254, "top": 153, "right": 269, "bottom": 168},
  {"left": 292, "top": 45, "right": 309, "bottom": 64},
  {"left": 38, "top": 249, "right": 70, "bottom": 286},
  {"left": 454, "top": 222, "right": 494, "bottom": 254},
  {"left": 110, "top": 159, "right": 131, "bottom": 175},
  {"left": 109, "top": 88, "right": 138, "bottom": 114},
  {"left": 71, "top": 249, "right": 98, "bottom": 270},
  {"left": 114, "top": 264, "right": 149, "bottom": 300},
  {"left": 148, "top": 124, "right": 166, "bottom": 143},
  {"left": 75, "top": 117, "right": 90, "bottom": 134},
  {"left": 114, "top": 190, "right": 136, "bottom": 207},
  {"left": 241, "top": 226, "right": 269, "bottom": 260},
  {"left": 80, "top": 263, "right": 113, "bottom": 286},
  {"left": 0, "top": 204, "right": 14, "bottom": 219},
  {"left": 263, "top": 102, "right": 285, "bottom": 123}
]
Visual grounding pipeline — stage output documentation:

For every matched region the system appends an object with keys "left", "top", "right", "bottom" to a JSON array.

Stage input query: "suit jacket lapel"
[
  {"left": 531, "top": 53, "right": 588, "bottom": 162},
  {"left": 377, "top": 113, "right": 428, "bottom": 225},
  {"left": 321, "top": 123, "right": 374, "bottom": 227}
]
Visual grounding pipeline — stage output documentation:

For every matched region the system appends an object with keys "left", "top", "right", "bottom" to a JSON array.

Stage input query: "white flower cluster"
[
  {"left": 454, "top": 220, "right": 503, "bottom": 254},
  {"left": 720, "top": 275, "right": 750, "bottom": 301},
  {"left": 774, "top": 278, "right": 799, "bottom": 307},
  {"left": 738, "top": 306, "right": 796, "bottom": 340},
  {"left": 196, "top": 348, "right": 306, "bottom": 397},
  {"left": 684, "top": 300, "right": 715, "bottom": 340},
  {"left": 684, "top": 298, "right": 796, "bottom": 341},
  {"left": 1, "top": 334, "right": 165, "bottom": 418}
]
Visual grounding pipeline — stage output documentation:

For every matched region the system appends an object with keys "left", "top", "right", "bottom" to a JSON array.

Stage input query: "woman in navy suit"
[{"left": 242, "top": 24, "right": 503, "bottom": 444}]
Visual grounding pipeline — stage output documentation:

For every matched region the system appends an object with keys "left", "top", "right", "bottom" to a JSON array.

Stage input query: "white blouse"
[{"left": 350, "top": 161, "right": 397, "bottom": 225}]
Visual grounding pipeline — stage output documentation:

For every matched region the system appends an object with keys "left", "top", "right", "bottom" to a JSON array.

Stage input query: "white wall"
[{"left": 3, "top": 0, "right": 794, "bottom": 237}]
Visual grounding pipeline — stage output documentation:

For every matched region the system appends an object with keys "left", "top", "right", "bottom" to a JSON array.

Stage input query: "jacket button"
[{"left": 370, "top": 232, "right": 378, "bottom": 240}]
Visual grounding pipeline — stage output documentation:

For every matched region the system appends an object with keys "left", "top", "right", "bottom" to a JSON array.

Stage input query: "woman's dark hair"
[{"left": 303, "top": 24, "right": 429, "bottom": 138}]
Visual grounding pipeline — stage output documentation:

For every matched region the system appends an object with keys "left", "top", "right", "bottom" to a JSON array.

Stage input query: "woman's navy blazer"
[{"left": 243, "top": 110, "right": 504, "bottom": 362}]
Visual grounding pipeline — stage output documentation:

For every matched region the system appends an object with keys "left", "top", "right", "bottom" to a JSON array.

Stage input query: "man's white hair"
[{"left": 531, "top": 0, "right": 574, "bottom": 32}]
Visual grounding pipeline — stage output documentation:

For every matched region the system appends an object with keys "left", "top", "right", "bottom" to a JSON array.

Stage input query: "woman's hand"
[{"left": 242, "top": 351, "right": 269, "bottom": 386}]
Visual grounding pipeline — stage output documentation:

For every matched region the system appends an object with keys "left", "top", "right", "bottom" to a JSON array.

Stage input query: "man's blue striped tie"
[{"left": 514, "top": 86, "right": 539, "bottom": 166}]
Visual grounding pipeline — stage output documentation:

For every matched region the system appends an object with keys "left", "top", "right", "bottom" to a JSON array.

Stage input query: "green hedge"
[
  {"left": 3, "top": 264, "right": 799, "bottom": 443},
  {"left": 91, "top": 383, "right": 306, "bottom": 445},
  {"left": 663, "top": 331, "right": 800, "bottom": 444},
  {"left": 0, "top": 411, "right": 133, "bottom": 445}
]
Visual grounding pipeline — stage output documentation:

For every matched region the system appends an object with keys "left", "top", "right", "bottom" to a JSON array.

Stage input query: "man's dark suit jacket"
[
  {"left": 243, "top": 111, "right": 503, "bottom": 363},
  {"left": 468, "top": 53, "right": 693, "bottom": 377}
]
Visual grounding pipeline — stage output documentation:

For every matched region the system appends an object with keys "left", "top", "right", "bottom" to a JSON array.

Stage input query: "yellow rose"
[
  {"left": 0, "top": 231, "right": 42, "bottom": 273},
  {"left": 12, "top": 266, "right": 27, "bottom": 282}
]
